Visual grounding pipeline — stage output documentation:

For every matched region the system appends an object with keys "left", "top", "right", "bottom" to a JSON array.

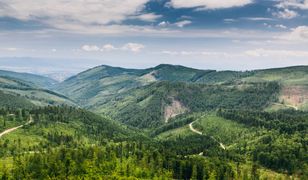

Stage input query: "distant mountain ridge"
[
  {"left": 0, "top": 72, "right": 75, "bottom": 108},
  {"left": 1, "top": 64, "right": 307, "bottom": 119},
  {"left": 0, "top": 69, "right": 57, "bottom": 89},
  {"left": 0, "top": 65, "right": 307, "bottom": 179},
  {"left": 53, "top": 64, "right": 308, "bottom": 128}
]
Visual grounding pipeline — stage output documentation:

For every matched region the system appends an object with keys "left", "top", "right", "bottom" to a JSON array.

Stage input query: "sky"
[{"left": 0, "top": 0, "right": 308, "bottom": 78}]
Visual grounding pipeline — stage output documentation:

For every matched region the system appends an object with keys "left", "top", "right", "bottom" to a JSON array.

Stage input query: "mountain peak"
[{"left": 153, "top": 64, "right": 189, "bottom": 70}]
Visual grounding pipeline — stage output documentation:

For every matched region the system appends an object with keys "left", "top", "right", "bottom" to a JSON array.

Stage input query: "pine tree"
[{"left": 191, "top": 164, "right": 198, "bottom": 180}]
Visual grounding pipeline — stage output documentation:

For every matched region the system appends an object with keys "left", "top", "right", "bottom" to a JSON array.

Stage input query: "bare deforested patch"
[
  {"left": 281, "top": 86, "right": 308, "bottom": 109},
  {"left": 140, "top": 71, "right": 157, "bottom": 83},
  {"left": 164, "top": 98, "right": 188, "bottom": 123}
]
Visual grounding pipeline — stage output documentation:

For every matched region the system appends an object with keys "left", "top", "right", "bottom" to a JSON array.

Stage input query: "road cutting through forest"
[
  {"left": 189, "top": 121, "right": 226, "bottom": 150},
  {"left": 0, "top": 116, "right": 33, "bottom": 138}
]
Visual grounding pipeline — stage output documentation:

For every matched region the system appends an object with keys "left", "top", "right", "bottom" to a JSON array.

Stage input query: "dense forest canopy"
[{"left": 0, "top": 65, "right": 307, "bottom": 179}]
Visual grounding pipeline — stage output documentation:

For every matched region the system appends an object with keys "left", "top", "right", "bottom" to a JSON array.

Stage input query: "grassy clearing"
[
  {"left": 0, "top": 120, "right": 91, "bottom": 149},
  {"left": 155, "top": 125, "right": 194, "bottom": 140},
  {"left": 193, "top": 114, "right": 266, "bottom": 146},
  {"left": 265, "top": 103, "right": 291, "bottom": 112}
]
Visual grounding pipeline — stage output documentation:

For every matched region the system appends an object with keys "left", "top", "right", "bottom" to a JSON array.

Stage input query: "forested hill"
[
  {"left": 54, "top": 64, "right": 211, "bottom": 103},
  {"left": 0, "top": 65, "right": 307, "bottom": 179},
  {"left": 55, "top": 64, "right": 308, "bottom": 104},
  {"left": 0, "top": 74, "right": 75, "bottom": 108},
  {"left": 53, "top": 64, "right": 308, "bottom": 129},
  {"left": 93, "top": 81, "right": 280, "bottom": 128},
  {"left": 0, "top": 90, "right": 35, "bottom": 109},
  {"left": 0, "top": 70, "right": 57, "bottom": 89}
]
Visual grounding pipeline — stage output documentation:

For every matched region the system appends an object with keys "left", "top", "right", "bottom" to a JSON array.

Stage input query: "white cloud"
[
  {"left": 272, "top": 9, "right": 298, "bottom": 19},
  {"left": 174, "top": 20, "right": 192, "bottom": 28},
  {"left": 157, "top": 20, "right": 191, "bottom": 28},
  {"left": 158, "top": 21, "right": 170, "bottom": 27},
  {"left": 280, "top": 26, "right": 308, "bottom": 41},
  {"left": 169, "top": 0, "right": 253, "bottom": 9},
  {"left": 275, "top": 24, "right": 287, "bottom": 29},
  {"left": 245, "top": 48, "right": 308, "bottom": 57},
  {"left": 263, "top": 23, "right": 272, "bottom": 28},
  {"left": 1, "top": 47, "right": 18, "bottom": 51},
  {"left": 122, "top": 43, "right": 145, "bottom": 52},
  {"left": 277, "top": 0, "right": 308, "bottom": 10},
  {"left": 161, "top": 51, "right": 197, "bottom": 56},
  {"left": 130, "top": 13, "right": 162, "bottom": 22},
  {"left": 51, "top": 49, "right": 57, "bottom": 52},
  {"left": 160, "top": 50, "right": 230, "bottom": 57},
  {"left": 101, "top": 44, "right": 117, "bottom": 51},
  {"left": 159, "top": 47, "right": 308, "bottom": 59},
  {"left": 82, "top": 43, "right": 145, "bottom": 53},
  {"left": 82, "top": 45, "right": 100, "bottom": 52},
  {"left": 224, "top": 19, "right": 237, "bottom": 23},
  {"left": 242, "top": 17, "right": 274, "bottom": 21},
  {"left": 0, "top": 0, "right": 149, "bottom": 32},
  {"left": 179, "top": 15, "right": 193, "bottom": 20}
]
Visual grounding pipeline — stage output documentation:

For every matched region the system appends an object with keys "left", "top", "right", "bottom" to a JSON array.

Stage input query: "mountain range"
[
  {"left": 0, "top": 64, "right": 307, "bottom": 179},
  {"left": 53, "top": 64, "right": 307, "bottom": 127}
]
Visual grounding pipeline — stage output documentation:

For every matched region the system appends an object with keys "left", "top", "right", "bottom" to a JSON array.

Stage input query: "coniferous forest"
[
  {"left": 0, "top": 65, "right": 308, "bottom": 179},
  {"left": 1, "top": 0, "right": 308, "bottom": 179}
]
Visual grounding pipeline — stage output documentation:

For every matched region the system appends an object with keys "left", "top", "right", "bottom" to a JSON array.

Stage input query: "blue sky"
[{"left": 0, "top": 0, "right": 308, "bottom": 77}]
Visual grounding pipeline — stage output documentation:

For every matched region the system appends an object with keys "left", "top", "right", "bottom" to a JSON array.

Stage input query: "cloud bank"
[
  {"left": 82, "top": 43, "right": 145, "bottom": 53},
  {"left": 169, "top": 0, "right": 253, "bottom": 9},
  {"left": 0, "top": 0, "right": 151, "bottom": 32}
]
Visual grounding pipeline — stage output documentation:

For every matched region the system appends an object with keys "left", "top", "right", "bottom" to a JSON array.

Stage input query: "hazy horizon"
[{"left": 1, "top": 56, "right": 308, "bottom": 82}]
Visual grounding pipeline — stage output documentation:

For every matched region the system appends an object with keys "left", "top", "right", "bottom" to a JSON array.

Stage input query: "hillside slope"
[
  {"left": 94, "top": 81, "right": 279, "bottom": 128},
  {"left": 0, "top": 106, "right": 145, "bottom": 145},
  {"left": 1, "top": 66, "right": 307, "bottom": 179},
  {"left": 244, "top": 66, "right": 308, "bottom": 110},
  {"left": 0, "top": 70, "right": 57, "bottom": 89},
  {"left": 55, "top": 64, "right": 211, "bottom": 107},
  {"left": 153, "top": 111, "right": 307, "bottom": 176},
  {"left": 0, "top": 90, "right": 34, "bottom": 109},
  {"left": 0, "top": 75, "right": 75, "bottom": 107},
  {"left": 55, "top": 64, "right": 308, "bottom": 114}
]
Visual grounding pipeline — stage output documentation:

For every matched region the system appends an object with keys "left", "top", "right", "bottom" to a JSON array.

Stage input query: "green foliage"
[
  {"left": 0, "top": 107, "right": 250, "bottom": 179},
  {"left": 0, "top": 75, "right": 75, "bottom": 107},
  {"left": 217, "top": 109, "right": 308, "bottom": 174},
  {"left": 252, "top": 133, "right": 307, "bottom": 175},
  {"left": 0, "top": 91, "right": 34, "bottom": 109},
  {"left": 55, "top": 64, "right": 308, "bottom": 111},
  {"left": 0, "top": 108, "right": 30, "bottom": 132},
  {"left": 243, "top": 66, "right": 308, "bottom": 86},
  {"left": 151, "top": 113, "right": 195, "bottom": 136},
  {"left": 218, "top": 109, "right": 308, "bottom": 134},
  {"left": 195, "top": 70, "right": 253, "bottom": 84},
  {"left": 0, "top": 70, "right": 57, "bottom": 89},
  {"left": 192, "top": 114, "right": 254, "bottom": 145},
  {"left": 151, "top": 64, "right": 211, "bottom": 82},
  {"left": 8, "top": 143, "right": 172, "bottom": 179},
  {"left": 29, "top": 106, "right": 147, "bottom": 142},
  {"left": 1, "top": 65, "right": 308, "bottom": 179},
  {"left": 176, "top": 81, "right": 280, "bottom": 111},
  {"left": 55, "top": 65, "right": 147, "bottom": 104},
  {"left": 98, "top": 81, "right": 279, "bottom": 129},
  {"left": 0, "top": 106, "right": 295, "bottom": 179},
  {"left": 1, "top": 141, "right": 241, "bottom": 180},
  {"left": 153, "top": 111, "right": 307, "bottom": 177}
]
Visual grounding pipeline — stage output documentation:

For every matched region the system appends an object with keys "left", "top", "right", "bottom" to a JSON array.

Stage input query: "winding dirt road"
[
  {"left": 0, "top": 116, "right": 33, "bottom": 138},
  {"left": 272, "top": 102, "right": 298, "bottom": 110},
  {"left": 189, "top": 122, "right": 202, "bottom": 135},
  {"left": 189, "top": 121, "right": 226, "bottom": 150}
]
